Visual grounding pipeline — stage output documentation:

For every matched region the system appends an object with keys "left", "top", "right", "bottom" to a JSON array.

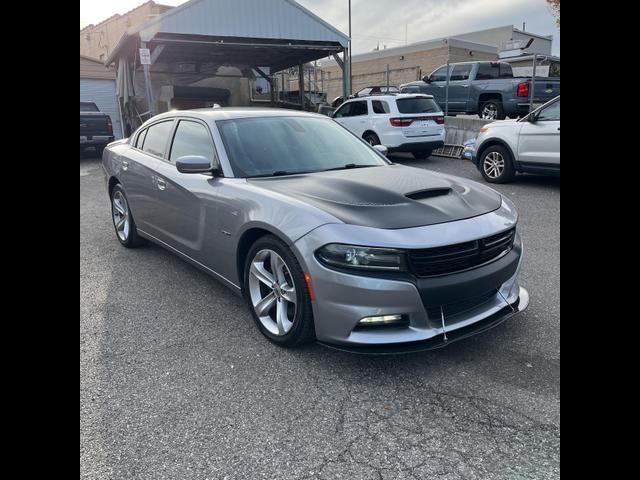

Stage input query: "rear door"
[
  {"left": 150, "top": 119, "right": 219, "bottom": 261},
  {"left": 447, "top": 64, "right": 473, "bottom": 113},
  {"left": 518, "top": 99, "right": 560, "bottom": 166},
  {"left": 124, "top": 120, "right": 176, "bottom": 236}
]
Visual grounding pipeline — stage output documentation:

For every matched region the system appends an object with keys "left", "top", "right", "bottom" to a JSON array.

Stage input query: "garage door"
[{"left": 80, "top": 79, "right": 123, "bottom": 139}]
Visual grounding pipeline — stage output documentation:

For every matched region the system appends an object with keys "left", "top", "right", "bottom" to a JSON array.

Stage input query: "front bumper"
[
  {"left": 319, "top": 287, "right": 528, "bottom": 354},
  {"left": 292, "top": 205, "right": 526, "bottom": 353}
]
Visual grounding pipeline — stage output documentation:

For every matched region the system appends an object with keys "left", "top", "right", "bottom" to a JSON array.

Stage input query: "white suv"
[
  {"left": 472, "top": 96, "right": 560, "bottom": 183},
  {"left": 330, "top": 94, "right": 445, "bottom": 160}
]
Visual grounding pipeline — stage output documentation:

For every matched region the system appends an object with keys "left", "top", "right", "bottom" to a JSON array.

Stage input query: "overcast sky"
[{"left": 80, "top": 0, "right": 560, "bottom": 56}]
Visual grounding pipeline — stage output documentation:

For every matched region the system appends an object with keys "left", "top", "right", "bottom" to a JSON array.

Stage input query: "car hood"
[{"left": 248, "top": 164, "right": 502, "bottom": 229}]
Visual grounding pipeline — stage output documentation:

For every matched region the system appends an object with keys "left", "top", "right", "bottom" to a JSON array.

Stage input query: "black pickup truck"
[
  {"left": 400, "top": 61, "right": 560, "bottom": 120},
  {"left": 80, "top": 102, "right": 114, "bottom": 156}
]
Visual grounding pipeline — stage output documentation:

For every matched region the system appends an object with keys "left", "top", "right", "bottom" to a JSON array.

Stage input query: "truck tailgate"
[
  {"left": 80, "top": 113, "right": 110, "bottom": 136},
  {"left": 531, "top": 79, "right": 560, "bottom": 103}
]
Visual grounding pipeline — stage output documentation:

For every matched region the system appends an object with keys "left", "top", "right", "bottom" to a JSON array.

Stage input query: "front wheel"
[
  {"left": 479, "top": 145, "right": 515, "bottom": 183},
  {"left": 244, "top": 235, "right": 315, "bottom": 347}
]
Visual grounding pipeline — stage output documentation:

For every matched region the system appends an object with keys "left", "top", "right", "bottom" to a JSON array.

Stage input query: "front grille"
[{"left": 409, "top": 228, "right": 515, "bottom": 277}]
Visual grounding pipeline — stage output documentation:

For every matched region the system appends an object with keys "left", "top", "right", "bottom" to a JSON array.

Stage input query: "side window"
[
  {"left": 142, "top": 120, "right": 174, "bottom": 158},
  {"left": 350, "top": 101, "right": 368, "bottom": 116},
  {"left": 333, "top": 103, "right": 351, "bottom": 118},
  {"left": 372, "top": 100, "right": 390, "bottom": 114},
  {"left": 169, "top": 120, "right": 215, "bottom": 163},
  {"left": 537, "top": 101, "right": 560, "bottom": 121},
  {"left": 430, "top": 66, "right": 449, "bottom": 82},
  {"left": 135, "top": 128, "right": 148, "bottom": 149},
  {"left": 476, "top": 63, "right": 499, "bottom": 80},
  {"left": 499, "top": 63, "right": 513, "bottom": 78},
  {"left": 450, "top": 64, "right": 472, "bottom": 81}
]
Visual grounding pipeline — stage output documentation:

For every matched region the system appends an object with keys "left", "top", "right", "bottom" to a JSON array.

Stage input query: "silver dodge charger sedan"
[{"left": 102, "top": 108, "right": 528, "bottom": 353}]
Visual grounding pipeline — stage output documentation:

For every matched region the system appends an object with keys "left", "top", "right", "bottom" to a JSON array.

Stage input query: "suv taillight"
[
  {"left": 434, "top": 116, "right": 445, "bottom": 125},
  {"left": 390, "top": 118, "right": 413, "bottom": 127},
  {"left": 517, "top": 82, "right": 529, "bottom": 98},
  {"left": 106, "top": 115, "right": 113, "bottom": 135}
]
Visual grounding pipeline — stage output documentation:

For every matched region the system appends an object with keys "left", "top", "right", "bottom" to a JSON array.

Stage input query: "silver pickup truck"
[{"left": 400, "top": 61, "right": 560, "bottom": 120}]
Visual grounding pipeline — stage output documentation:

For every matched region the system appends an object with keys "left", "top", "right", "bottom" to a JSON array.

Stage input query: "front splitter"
[{"left": 317, "top": 287, "right": 529, "bottom": 355}]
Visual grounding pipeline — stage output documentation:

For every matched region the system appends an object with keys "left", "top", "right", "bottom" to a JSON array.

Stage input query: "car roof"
[
  {"left": 143, "top": 107, "right": 327, "bottom": 123},
  {"left": 342, "top": 93, "right": 434, "bottom": 103}
]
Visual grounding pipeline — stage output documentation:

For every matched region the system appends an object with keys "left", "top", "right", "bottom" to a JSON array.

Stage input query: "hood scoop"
[{"left": 406, "top": 188, "right": 451, "bottom": 201}]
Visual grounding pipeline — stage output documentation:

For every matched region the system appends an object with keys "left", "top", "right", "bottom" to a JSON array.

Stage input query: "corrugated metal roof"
[{"left": 132, "top": 0, "right": 348, "bottom": 45}]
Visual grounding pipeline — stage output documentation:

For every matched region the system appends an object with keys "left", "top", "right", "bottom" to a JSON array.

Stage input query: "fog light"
[{"left": 358, "top": 314, "right": 404, "bottom": 325}]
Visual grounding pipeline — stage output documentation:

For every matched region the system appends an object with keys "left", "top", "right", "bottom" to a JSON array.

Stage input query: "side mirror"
[
  {"left": 527, "top": 113, "right": 538, "bottom": 123},
  {"left": 176, "top": 155, "right": 216, "bottom": 174},
  {"left": 422, "top": 75, "right": 431, "bottom": 83},
  {"left": 328, "top": 110, "right": 335, "bottom": 118},
  {"left": 373, "top": 144, "right": 388, "bottom": 156}
]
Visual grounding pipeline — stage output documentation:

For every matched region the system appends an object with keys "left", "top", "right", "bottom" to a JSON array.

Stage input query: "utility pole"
[
  {"left": 444, "top": 38, "right": 450, "bottom": 117},
  {"left": 348, "top": 0, "right": 352, "bottom": 95}
]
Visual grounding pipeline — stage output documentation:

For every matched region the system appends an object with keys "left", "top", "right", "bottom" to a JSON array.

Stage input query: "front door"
[
  {"left": 333, "top": 100, "right": 369, "bottom": 137},
  {"left": 518, "top": 100, "right": 560, "bottom": 166}
]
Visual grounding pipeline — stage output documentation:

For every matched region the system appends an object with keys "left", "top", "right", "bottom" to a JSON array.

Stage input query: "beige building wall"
[
  {"left": 80, "top": 55, "right": 116, "bottom": 80},
  {"left": 80, "top": 1, "right": 173, "bottom": 62},
  {"left": 318, "top": 45, "right": 497, "bottom": 102}
]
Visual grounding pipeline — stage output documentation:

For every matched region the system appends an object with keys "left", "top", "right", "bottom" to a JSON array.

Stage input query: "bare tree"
[{"left": 547, "top": 0, "right": 560, "bottom": 27}]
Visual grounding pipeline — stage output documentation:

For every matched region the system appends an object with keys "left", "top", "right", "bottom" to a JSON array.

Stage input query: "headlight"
[{"left": 316, "top": 244, "right": 407, "bottom": 271}]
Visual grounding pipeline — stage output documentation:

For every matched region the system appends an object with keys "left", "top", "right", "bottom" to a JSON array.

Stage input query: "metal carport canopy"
[{"left": 105, "top": 0, "right": 349, "bottom": 71}]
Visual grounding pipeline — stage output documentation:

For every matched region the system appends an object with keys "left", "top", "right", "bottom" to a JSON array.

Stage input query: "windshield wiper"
[{"left": 321, "top": 164, "right": 380, "bottom": 172}]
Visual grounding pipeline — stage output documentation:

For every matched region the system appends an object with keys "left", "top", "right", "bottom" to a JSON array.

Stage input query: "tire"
[
  {"left": 110, "top": 184, "right": 146, "bottom": 248},
  {"left": 363, "top": 132, "right": 381, "bottom": 146},
  {"left": 480, "top": 100, "right": 506, "bottom": 120},
  {"left": 244, "top": 235, "right": 315, "bottom": 347},
  {"left": 479, "top": 145, "right": 515, "bottom": 183},
  {"left": 412, "top": 149, "right": 432, "bottom": 160},
  {"left": 95, "top": 144, "right": 106, "bottom": 158}
]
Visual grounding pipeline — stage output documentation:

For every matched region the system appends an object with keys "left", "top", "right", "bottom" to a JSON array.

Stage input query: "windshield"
[
  {"left": 80, "top": 102, "right": 99, "bottom": 112},
  {"left": 397, "top": 98, "right": 441, "bottom": 114},
  {"left": 217, "top": 116, "right": 388, "bottom": 178}
]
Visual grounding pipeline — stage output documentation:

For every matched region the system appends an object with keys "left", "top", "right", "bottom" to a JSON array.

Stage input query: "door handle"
[
  {"left": 461, "top": 85, "right": 469, "bottom": 88},
  {"left": 557, "top": 127, "right": 560, "bottom": 131},
  {"left": 121, "top": 160, "right": 129, "bottom": 171},
  {"left": 157, "top": 178, "right": 166, "bottom": 191}
]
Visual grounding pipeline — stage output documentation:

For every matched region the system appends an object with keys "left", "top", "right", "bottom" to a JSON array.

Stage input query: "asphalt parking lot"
[{"left": 80, "top": 149, "right": 559, "bottom": 480}]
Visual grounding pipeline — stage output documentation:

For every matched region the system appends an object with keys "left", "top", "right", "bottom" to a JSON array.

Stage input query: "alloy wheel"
[
  {"left": 483, "top": 151, "right": 505, "bottom": 179},
  {"left": 481, "top": 104, "right": 498, "bottom": 120},
  {"left": 112, "top": 191, "right": 130, "bottom": 241},
  {"left": 248, "top": 249, "right": 297, "bottom": 336}
]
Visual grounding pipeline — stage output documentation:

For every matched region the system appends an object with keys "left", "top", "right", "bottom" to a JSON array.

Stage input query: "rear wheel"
[
  {"left": 412, "top": 149, "right": 432, "bottom": 160},
  {"left": 363, "top": 132, "right": 381, "bottom": 146},
  {"left": 480, "top": 100, "right": 506, "bottom": 120},
  {"left": 244, "top": 235, "right": 315, "bottom": 347},
  {"left": 95, "top": 144, "right": 106, "bottom": 158},
  {"left": 111, "top": 185, "right": 146, "bottom": 248},
  {"left": 479, "top": 145, "right": 515, "bottom": 183}
]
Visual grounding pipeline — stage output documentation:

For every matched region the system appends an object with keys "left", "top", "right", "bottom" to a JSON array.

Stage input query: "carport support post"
[
  {"left": 141, "top": 42, "right": 156, "bottom": 116},
  {"left": 529, "top": 54, "right": 537, "bottom": 114},
  {"left": 298, "top": 64, "right": 305, "bottom": 110}
]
